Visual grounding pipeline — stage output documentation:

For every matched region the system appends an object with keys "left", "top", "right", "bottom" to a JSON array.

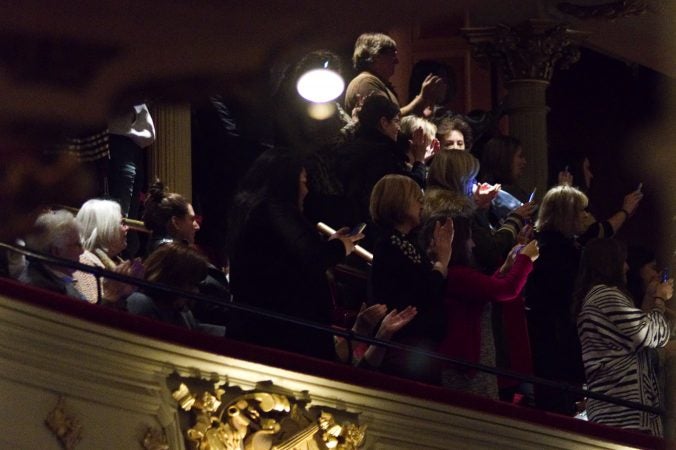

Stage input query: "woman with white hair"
[{"left": 73, "top": 199, "right": 143, "bottom": 305}]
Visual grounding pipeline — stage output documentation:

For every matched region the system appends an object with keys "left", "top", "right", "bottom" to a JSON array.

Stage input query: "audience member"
[
  {"left": 19, "top": 210, "right": 85, "bottom": 300},
  {"left": 143, "top": 180, "right": 200, "bottom": 253},
  {"left": 344, "top": 33, "right": 443, "bottom": 116},
  {"left": 479, "top": 135, "right": 528, "bottom": 202},
  {"left": 142, "top": 180, "right": 230, "bottom": 323},
  {"left": 332, "top": 95, "right": 427, "bottom": 244},
  {"left": 557, "top": 153, "right": 643, "bottom": 242},
  {"left": 425, "top": 150, "right": 534, "bottom": 273},
  {"left": 436, "top": 115, "right": 472, "bottom": 151},
  {"left": 127, "top": 242, "right": 225, "bottom": 336},
  {"left": 368, "top": 174, "right": 453, "bottom": 382},
  {"left": 575, "top": 238, "right": 672, "bottom": 436},
  {"left": 399, "top": 115, "right": 437, "bottom": 165},
  {"left": 334, "top": 302, "right": 418, "bottom": 368},
  {"left": 72, "top": 199, "right": 143, "bottom": 306},
  {"left": 407, "top": 59, "right": 453, "bottom": 119},
  {"left": 524, "top": 185, "right": 590, "bottom": 414},
  {"left": 424, "top": 214, "right": 537, "bottom": 398},
  {"left": 227, "top": 148, "right": 362, "bottom": 359}
]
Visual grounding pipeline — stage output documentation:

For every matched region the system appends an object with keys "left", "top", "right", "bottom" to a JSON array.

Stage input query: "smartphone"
[
  {"left": 528, "top": 187, "right": 537, "bottom": 203},
  {"left": 661, "top": 267, "right": 670, "bottom": 283},
  {"left": 637, "top": 182, "right": 643, "bottom": 193},
  {"left": 349, "top": 223, "right": 367, "bottom": 236}
]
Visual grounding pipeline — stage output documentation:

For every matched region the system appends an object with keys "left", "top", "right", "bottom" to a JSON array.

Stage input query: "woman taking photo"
[{"left": 575, "top": 238, "right": 672, "bottom": 436}]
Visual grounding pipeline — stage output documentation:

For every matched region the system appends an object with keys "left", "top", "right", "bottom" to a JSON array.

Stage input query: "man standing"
[{"left": 345, "top": 33, "right": 444, "bottom": 117}]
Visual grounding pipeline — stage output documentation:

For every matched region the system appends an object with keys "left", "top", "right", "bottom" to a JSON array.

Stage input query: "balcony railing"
[{"left": 0, "top": 241, "right": 663, "bottom": 418}]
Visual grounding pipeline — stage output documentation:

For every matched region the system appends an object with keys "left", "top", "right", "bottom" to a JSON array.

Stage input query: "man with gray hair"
[
  {"left": 19, "top": 209, "right": 86, "bottom": 300},
  {"left": 345, "top": 32, "right": 444, "bottom": 117}
]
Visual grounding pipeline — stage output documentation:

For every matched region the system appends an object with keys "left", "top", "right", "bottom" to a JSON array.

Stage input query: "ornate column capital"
[{"left": 462, "top": 20, "right": 588, "bottom": 82}]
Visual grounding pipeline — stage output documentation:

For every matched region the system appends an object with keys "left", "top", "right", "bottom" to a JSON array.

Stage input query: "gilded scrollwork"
[
  {"left": 170, "top": 377, "right": 365, "bottom": 450},
  {"left": 45, "top": 396, "right": 83, "bottom": 450}
]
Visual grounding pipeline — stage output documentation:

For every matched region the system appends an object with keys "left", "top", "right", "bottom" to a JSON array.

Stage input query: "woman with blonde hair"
[
  {"left": 73, "top": 199, "right": 143, "bottom": 305},
  {"left": 524, "top": 185, "right": 592, "bottom": 414},
  {"left": 368, "top": 174, "right": 453, "bottom": 383}
]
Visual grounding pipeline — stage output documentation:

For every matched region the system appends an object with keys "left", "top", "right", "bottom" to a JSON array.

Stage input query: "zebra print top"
[{"left": 577, "top": 284, "right": 670, "bottom": 437}]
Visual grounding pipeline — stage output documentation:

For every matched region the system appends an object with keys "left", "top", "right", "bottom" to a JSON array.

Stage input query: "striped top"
[{"left": 577, "top": 284, "right": 670, "bottom": 436}]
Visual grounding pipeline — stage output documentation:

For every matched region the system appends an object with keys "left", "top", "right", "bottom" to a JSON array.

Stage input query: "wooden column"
[{"left": 147, "top": 103, "right": 192, "bottom": 201}]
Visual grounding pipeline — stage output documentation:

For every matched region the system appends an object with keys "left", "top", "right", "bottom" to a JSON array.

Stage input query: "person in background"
[
  {"left": 142, "top": 180, "right": 230, "bottom": 323},
  {"left": 344, "top": 33, "right": 444, "bottom": 117},
  {"left": 575, "top": 238, "right": 672, "bottom": 436},
  {"left": 19, "top": 210, "right": 85, "bottom": 300},
  {"left": 107, "top": 103, "right": 155, "bottom": 257},
  {"left": 557, "top": 153, "right": 642, "bottom": 243},
  {"left": 72, "top": 199, "right": 143, "bottom": 306},
  {"left": 142, "top": 180, "right": 200, "bottom": 253},
  {"left": 436, "top": 115, "right": 472, "bottom": 152},
  {"left": 479, "top": 135, "right": 528, "bottom": 202},
  {"left": 127, "top": 242, "right": 225, "bottom": 336},
  {"left": 399, "top": 115, "right": 438, "bottom": 166}
]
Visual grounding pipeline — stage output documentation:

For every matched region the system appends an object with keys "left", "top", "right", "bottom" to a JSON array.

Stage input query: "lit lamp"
[{"left": 296, "top": 63, "right": 345, "bottom": 120}]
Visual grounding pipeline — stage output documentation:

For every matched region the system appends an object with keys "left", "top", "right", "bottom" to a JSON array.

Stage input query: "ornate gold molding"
[
  {"left": 45, "top": 396, "right": 83, "bottom": 450},
  {"left": 462, "top": 20, "right": 588, "bottom": 82},
  {"left": 558, "top": 0, "right": 649, "bottom": 20},
  {"left": 170, "top": 376, "right": 366, "bottom": 450}
]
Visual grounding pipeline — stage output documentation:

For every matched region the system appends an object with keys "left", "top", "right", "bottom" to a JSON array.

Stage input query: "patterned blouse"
[{"left": 577, "top": 284, "right": 670, "bottom": 436}]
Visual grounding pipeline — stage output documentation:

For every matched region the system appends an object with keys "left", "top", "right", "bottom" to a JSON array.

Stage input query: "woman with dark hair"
[
  {"left": 332, "top": 95, "right": 427, "bottom": 242},
  {"left": 626, "top": 246, "right": 661, "bottom": 308},
  {"left": 368, "top": 174, "right": 453, "bottom": 383},
  {"left": 142, "top": 180, "right": 200, "bottom": 252},
  {"left": 142, "top": 179, "right": 229, "bottom": 323},
  {"left": 425, "top": 213, "right": 538, "bottom": 398},
  {"left": 575, "top": 238, "right": 672, "bottom": 436},
  {"left": 227, "top": 148, "right": 362, "bottom": 359},
  {"left": 126, "top": 242, "right": 225, "bottom": 336},
  {"left": 479, "top": 135, "right": 528, "bottom": 201},
  {"left": 436, "top": 115, "right": 473, "bottom": 152}
]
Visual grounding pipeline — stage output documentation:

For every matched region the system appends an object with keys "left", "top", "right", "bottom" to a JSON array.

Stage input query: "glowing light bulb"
[{"left": 296, "top": 69, "right": 344, "bottom": 103}]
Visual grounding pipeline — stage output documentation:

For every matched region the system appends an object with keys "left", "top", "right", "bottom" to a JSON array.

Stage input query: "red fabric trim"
[{"left": 0, "top": 277, "right": 668, "bottom": 449}]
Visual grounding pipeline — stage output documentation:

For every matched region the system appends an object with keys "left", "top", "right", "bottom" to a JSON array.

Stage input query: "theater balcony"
[{"left": 0, "top": 276, "right": 670, "bottom": 449}]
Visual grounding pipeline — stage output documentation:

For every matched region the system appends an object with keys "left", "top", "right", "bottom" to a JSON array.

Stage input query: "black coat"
[
  {"left": 331, "top": 129, "right": 425, "bottom": 247},
  {"left": 229, "top": 200, "right": 345, "bottom": 359}
]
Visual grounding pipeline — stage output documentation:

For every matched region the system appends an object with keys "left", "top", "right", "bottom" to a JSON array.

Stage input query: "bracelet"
[{"left": 619, "top": 209, "right": 630, "bottom": 218}]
